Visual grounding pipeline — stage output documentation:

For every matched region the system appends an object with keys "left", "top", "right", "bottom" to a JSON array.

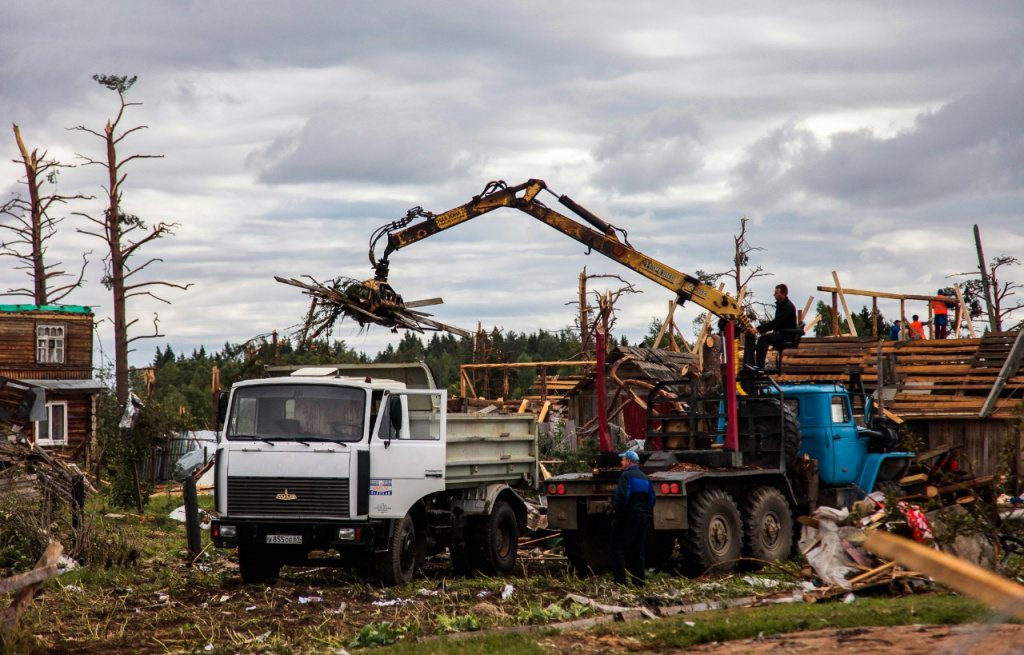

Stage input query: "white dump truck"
[{"left": 211, "top": 363, "right": 538, "bottom": 585}]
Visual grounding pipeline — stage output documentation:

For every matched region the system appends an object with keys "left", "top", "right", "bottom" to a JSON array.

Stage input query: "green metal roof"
[{"left": 0, "top": 304, "right": 92, "bottom": 314}]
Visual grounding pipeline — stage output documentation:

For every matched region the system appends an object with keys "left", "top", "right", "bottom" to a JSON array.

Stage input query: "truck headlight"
[
  {"left": 216, "top": 524, "right": 237, "bottom": 538},
  {"left": 337, "top": 528, "right": 358, "bottom": 541}
]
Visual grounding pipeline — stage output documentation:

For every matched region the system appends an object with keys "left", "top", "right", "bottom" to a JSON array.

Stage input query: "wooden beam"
[
  {"left": 800, "top": 296, "right": 814, "bottom": 324},
  {"left": 817, "top": 286, "right": 959, "bottom": 304},
  {"left": 653, "top": 300, "right": 677, "bottom": 350},
  {"left": 954, "top": 283, "right": 976, "bottom": 338},
  {"left": 832, "top": 271, "right": 858, "bottom": 336},
  {"left": 864, "top": 531, "right": 1024, "bottom": 620},
  {"left": 980, "top": 329, "right": 1024, "bottom": 418}
]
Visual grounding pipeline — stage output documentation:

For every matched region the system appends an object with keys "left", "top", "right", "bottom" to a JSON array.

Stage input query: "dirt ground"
[{"left": 542, "top": 623, "right": 1024, "bottom": 654}]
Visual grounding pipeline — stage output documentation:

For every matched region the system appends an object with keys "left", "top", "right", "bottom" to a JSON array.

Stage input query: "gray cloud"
[
  {"left": 591, "top": 109, "right": 705, "bottom": 193},
  {"left": 731, "top": 68, "right": 1024, "bottom": 207}
]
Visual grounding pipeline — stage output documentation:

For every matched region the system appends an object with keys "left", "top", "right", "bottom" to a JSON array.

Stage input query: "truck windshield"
[{"left": 226, "top": 384, "right": 366, "bottom": 443}]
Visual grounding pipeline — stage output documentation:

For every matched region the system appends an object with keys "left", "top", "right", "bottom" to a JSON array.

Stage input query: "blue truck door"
[{"left": 827, "top": 394, "right": 864, "bottom": 485}]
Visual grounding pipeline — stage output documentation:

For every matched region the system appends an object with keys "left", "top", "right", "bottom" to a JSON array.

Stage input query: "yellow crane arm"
[{"left": 370, "top": 179, "right": 753, "bottom": 334}]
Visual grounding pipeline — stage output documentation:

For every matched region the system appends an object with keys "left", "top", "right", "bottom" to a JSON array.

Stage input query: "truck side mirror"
[
  {"left": 216, "top": 391, "right": 230, "bottom": 428},
  {"left": 388, "top": 396, "right": 403, "bottom": 434}
]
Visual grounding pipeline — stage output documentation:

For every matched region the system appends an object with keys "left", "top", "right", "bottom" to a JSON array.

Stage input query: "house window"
[
  {"left": 37, "top": 325, "right": 65, "bottom": 363},
  {"left": 35, "top": 401, "right": 68, "bottom": 446}
]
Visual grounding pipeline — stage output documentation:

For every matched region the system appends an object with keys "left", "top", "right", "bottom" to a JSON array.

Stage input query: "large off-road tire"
[
  {"left": 742, "top": 486, "right": 793, "bottom": 564},
  {"left": 682, "top": 489, "right": 743, "bottom": 575},
  {"left": 645, "top": 531, "right": 677, "bottom": 571},
  {"left": 562, "top": 514, "right": 612, "bottom": 575},
  {"left": 473, "top": 501, "right": 519, "bottom": 574},
  {"left": 238, "top": 544, "right": 281, "bottom": 584},
  {"left": 744, "top": 398, "right": 802, "bottom": 470},
  {"left": 375, "top": 513, "right": 423, "bottom": 586}
]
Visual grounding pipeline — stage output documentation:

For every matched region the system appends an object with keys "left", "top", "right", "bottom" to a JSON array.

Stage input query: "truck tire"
[
  {"left": 682, "top": 489, "right": 742, "bottom": 575},
  {"left": 238, "top": 545, "right": 281, "bottom": 584},
  {"left": 645, "top": 531, "right": 677, "bottom": 571},
  {"left": 742, "top": 398, "right": 801, "bottom": 470},
  {"left": 562, "top": 515, "right": 612, "bottom": 575},
  {"left": 375, "top": 513, "right": 422, "bottom": 586},
  {"left": 742, "top": 486, "right": 793, "bottom": 564},
  {"left": 474, "top": 501, "right": 519, "bottom": 574}
]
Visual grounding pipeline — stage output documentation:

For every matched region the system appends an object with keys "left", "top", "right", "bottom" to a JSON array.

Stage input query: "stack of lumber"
[{"left": 773, "top": 332, "right": 1024, "bottom": 419}]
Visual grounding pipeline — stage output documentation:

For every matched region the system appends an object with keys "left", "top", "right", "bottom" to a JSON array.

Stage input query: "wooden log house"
[{"left": 0, "top": 305, "right": 102, "bottom": 457}]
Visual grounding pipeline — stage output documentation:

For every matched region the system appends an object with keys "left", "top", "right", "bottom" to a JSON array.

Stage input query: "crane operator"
[{"left": 747, "top": 283, "right": 798, "bottom": 371}]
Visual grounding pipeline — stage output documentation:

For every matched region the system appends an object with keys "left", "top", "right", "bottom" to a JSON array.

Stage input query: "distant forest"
[
  {"left": 147, "top": 300, "right": 903, "bottom": 431},
  {"left": 147, "top": 326, "right": 626, "bottom": 430}
]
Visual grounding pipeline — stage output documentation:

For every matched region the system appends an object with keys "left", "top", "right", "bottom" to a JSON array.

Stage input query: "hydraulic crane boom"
[{"left": 369, "top": 179, "right": 753, "bottom": 334}]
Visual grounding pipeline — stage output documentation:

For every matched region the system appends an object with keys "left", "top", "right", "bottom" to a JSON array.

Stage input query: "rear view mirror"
[
  {"left": 389, "top": 396, "right": 403, "bottom": 434},
  {"left": 216, "top": 391, "right": 230, "bottom": 429}
]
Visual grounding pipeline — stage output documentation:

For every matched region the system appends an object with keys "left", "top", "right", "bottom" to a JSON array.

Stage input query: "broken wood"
[
  {"left": 864, "top": 530, "right": 1024, "bottom": 620},
  {"left": 0, "top": 541, "right": 63, "bottom": 630}
]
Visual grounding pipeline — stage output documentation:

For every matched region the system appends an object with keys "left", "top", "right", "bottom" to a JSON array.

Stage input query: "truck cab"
[
  {"left": 212, "top": 363, "right": 538, "bottom": 585},
  {"left": 776, "top": 382, "right": 912, "bottom": 507}
]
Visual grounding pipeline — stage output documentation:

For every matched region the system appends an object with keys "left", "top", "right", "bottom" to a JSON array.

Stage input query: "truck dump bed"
[{"left": 444, "top": 413, "right": 538, "bottom": 489}]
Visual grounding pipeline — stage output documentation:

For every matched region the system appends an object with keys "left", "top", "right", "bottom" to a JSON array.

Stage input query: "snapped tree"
[
  {"left": 0, "top": 124, "right": 90, "bottom": 304},
  {"left": 71, "top": 74, "right": 192, "bottom": 406}
]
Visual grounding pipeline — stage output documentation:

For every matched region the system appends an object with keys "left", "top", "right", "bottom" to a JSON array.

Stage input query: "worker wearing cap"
[
  {"left": 608, "top": 450, "right": 655, "bottom": 586},
  {"left": 932, "top": 290, "right": 950, "bottom": 339}
]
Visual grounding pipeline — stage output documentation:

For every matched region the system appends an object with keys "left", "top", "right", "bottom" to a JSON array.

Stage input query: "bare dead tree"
[
  {"left": 0, "top": 124, "right": 91, "bottom": 304},
  {"left": 952, "top": 255, "right": 1024, "bottom": 332},
  {"left": 71, "top": 74, "right": 192, "bottom": 405}
]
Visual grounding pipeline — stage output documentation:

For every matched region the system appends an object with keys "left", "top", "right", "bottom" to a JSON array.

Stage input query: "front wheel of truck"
[
  {"left": 238, "top": 545, "right": 281, "bottom": 584},
  {"left": 376, "top": 513, "right": 422, "bottom": 585}
]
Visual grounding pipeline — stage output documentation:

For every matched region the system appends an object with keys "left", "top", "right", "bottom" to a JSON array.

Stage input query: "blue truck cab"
[{"left": 776, "top": 382, "right": 913, "bottom": 507}]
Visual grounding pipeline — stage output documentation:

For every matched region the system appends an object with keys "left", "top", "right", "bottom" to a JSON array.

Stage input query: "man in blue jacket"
[{"left": 608, "top": 450, "right": 655, "bottom": 586}]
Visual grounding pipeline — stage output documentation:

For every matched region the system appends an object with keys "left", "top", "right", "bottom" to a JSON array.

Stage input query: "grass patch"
[{"left": 370, "top": 594, "right": 997, "bottom": 654}]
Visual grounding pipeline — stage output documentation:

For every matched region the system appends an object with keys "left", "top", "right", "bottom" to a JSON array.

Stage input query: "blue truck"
[{"left": 545, "top": 370, "right": 914, "bottom": 574}]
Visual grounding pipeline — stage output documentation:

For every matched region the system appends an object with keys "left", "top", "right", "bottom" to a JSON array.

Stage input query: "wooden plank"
[
  {"left": 864, "top": 531, "right": 1024, "bottom": 620},
  {"left": 832, "top": 271, "right": 857, "bottom": 336}
]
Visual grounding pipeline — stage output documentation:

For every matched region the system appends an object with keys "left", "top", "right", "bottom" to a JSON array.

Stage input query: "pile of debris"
[
  {"left": 275, "top": 274, "right": 471, "bottom": 340},
  {"left": 0, "top": 439, "right": 89, "bottom": 502}
]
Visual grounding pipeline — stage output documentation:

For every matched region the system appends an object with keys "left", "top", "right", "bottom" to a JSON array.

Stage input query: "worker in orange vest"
[
  {"left": 931, "top": 289, "right": 950, "bottom": 339},
  {"left": 909, "top": 314, "right": 926, "bottom": 340}
]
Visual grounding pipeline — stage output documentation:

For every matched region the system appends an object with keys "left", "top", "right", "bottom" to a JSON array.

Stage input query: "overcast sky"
[{"left": 1, "top": 1, "right": 1022, "bottom": 370}]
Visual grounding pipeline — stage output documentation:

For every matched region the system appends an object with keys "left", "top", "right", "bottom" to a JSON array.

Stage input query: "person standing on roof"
[
  {"left": 932, "top": 290, "right": 950, "bottom": 339},
  {"left": 909, "top": 314, "right": 926, "bottom": 340},
  {"left": 608, "top": 450, "right": 655, "bottom": 586},
  {"left": 751, "top": 284, "right": 799, "bottom": 370},
  {"left": 889, "top": 320, "right": 902, "bottom": 341}
]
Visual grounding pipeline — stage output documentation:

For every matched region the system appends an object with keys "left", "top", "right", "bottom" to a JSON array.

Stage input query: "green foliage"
[
  {"left": 514, "top": 598, "right": 592, "bottom": 624},
  {"left": 433, "top": 612, "right": 482, "bottom": 634},
  {"left": 92, "top": 73, "right": 137, "bottom": 94},
  {"left": 0, "top": 509, "right": 38, "bottom": 574},
  {"left": 349, "top": 621, "right": 408, "bottom": 649}
]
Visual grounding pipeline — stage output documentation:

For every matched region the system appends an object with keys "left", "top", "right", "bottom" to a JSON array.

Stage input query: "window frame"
[
  {"left": 36, "top": 324, "right": 66, "bottom": 364},
  {"left": 35, "top": 401, "right": 69, "bottom": 446}
]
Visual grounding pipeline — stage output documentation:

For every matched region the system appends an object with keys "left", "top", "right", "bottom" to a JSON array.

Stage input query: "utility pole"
[{"left": 974, "top": 225, "right": 998, "bottom": 333}]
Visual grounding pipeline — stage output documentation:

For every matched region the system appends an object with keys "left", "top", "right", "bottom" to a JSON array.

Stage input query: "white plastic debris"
[
  {"left": 371, "top": 598, "right": 413, "bottom": 606},
  {"left": 246, "top": 606, "right": 257, "bottom": 612},
  {"left": 298, "top": 596, "right": 323, "bottom": 604},
  {"left": 476, "top": 590, "right": 490, "bottom": 598},
  {"left": 501, "top": 584, "right": 514, "bottom": 599},
  {"left": 57, "top": 555, "right": 80, "bottom": 572},
  {"left": 63, "top": 584, "right": 84, "bottom": 593},
  {"left": 203, "top": 644, "right": 214, "bottom": 652},
  {"left": 417, "top": 588, "right": 439, "bottom": 596}
]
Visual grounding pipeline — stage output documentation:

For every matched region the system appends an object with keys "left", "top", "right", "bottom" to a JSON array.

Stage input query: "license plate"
[{"left": 266, "top": 534, "right": 302, "bottom": 545}]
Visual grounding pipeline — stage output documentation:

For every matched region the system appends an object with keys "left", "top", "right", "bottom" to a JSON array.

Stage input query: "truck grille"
[{"left": 227, "top": 477, "right": 350, "bottom": 518}]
